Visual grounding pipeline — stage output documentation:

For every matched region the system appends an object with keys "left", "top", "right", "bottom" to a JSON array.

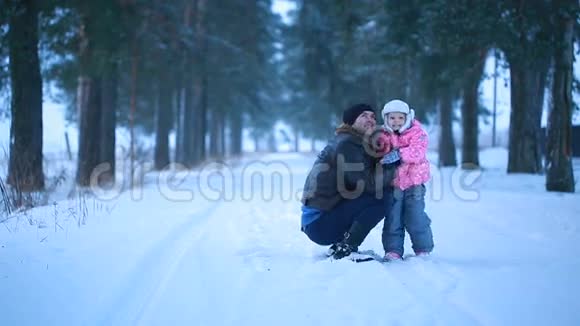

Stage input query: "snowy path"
[
  {"left": 1, "top": 151, "right": 580, "bottom": 325},
  {"left": 97, "top": 202, "right": 220, "bottom": 326}
]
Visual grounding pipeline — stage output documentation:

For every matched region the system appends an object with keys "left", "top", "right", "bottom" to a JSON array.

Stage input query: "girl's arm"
[{"left": 399, "top": 128, "right": 428, "bottom": 163}]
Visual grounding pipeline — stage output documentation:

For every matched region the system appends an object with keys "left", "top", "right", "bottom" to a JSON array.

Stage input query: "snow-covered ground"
[{"left": 1, "top": 148, "right": 579, "bottom": 326}]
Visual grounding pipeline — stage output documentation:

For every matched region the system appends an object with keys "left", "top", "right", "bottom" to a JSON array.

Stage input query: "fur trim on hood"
[{"left": 335, "top": 123, "right": 368, "bottom": 138}]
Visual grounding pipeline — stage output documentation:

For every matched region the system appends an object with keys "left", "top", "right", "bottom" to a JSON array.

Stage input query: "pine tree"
[
  {"left": 546, "top": 0, "right": 577, "bottom": 193},
  {"left": 497, "top": 1, "right": 553, "bottom": 174},
  {"left": 74, "top": 1, "right": 124, "bottom": 186},
  {"left": 6, "top": 0, "right": 45, "bottom": 192}
]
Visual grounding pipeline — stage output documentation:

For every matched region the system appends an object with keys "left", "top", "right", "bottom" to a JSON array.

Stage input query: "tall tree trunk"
[
  {"left": 7, "top": 0, "right": 45, "bottom": 192},
  {"left": 438, "top": 87, "right": 457, "bottom": 167},
  {"left": 294, "top": 128, "right": 300, "bottom": 152},
  {"left": 75, "top": 13, "right": 105, "bottom": 187},
  {"left": 507, "top": 59, "right": 548, "bottom": 174},
  {"left": 76, "top": 75, "right": 103, "bottom": 186},
  {"left": 173, "top": 5, "right": 192, "bottom": 164},
  {"left": 230, "top": 111, "right": 243, "bottom": 156},
  {"left": 546, "top": 2, "right": 575, "bottom": 192},
  {"left": 209, "top": 110, "right": 225, "bottom": 159},
  {"left": 175, "top": 1, "right": 192, "bottom": 165},
  {"left": 128, "top": 46, "right": 138, "bottom": 188},
  {"left": 254, "top": 135, "right": 260, "bottom": 152},
  {"left": 219, "top": 112, "right": 226, "bottom": 158},
  {"left": 182, "top": 74, "right": 194, "bottom": 166},
  {"left": 191, "top": 0, "right": 207, "bottom": 165},
  {"left": 154, "top": 74, "right": 172, "bottom": 170},
  {"left": 209, "top": 110, "right": 220, "bottom": 158},
  {"left": 200, "top": 75, "right": 208, "bottom": 161},
  {"left": 267, "top": 131, "right": 277, "bottom": 152},
  {"left": 174, "top": 76, "right": 184, "bottom": 164},
  {"left": 217, "top": 111, "right": 226, "bottom": 159},
  {"left": 191, "top": 79, "right": 205, "bottom": 165},
  {"left": 99, "top": 63, "right": 117, "bottom": 184},
  {"left": 460, "top": 50, "right": 487, "bottom": 169},
  {"left": 392, "top": 58, "right": 408, "bottom": 99}
]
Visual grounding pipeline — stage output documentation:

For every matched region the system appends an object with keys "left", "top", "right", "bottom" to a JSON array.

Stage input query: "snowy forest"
[
  {"left": 1, "top": 0, "right": 578, "bottom": 204},
  {"left": 1, "top": 1, "right": 580, "bottom": 325}
]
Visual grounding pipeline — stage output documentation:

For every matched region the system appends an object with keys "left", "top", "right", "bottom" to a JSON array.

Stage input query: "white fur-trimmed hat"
[
  {"left": 381, "top": 99, "right": 415, "bottom": 133},
  {"left": 382, "top": 99, "right": 410, "bottom": 115}
]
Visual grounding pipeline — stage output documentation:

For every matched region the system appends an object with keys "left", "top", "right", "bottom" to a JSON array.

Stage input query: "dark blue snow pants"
[{"left": 303, "top": 192, "right": 389, "bottom": 246}]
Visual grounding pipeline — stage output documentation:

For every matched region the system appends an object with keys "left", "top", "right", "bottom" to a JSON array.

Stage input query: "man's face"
[
  {"left": 352, "top": 111, "right": 376, "bottom": 133},
  {"left": 386, "top": 112, "right": 406, "bottom": 131}
]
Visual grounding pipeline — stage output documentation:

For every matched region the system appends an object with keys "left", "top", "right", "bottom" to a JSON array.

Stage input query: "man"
[{"left": 300, "top": 103, "right": 396, "bottom": 259}]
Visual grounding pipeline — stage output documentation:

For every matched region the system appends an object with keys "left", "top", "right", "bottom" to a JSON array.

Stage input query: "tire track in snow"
[
  {"left": 383, "top": 258, "right": 485, "bottom": 325},
  {"left": 96, "top": 202, "right": 219, "bottom": 326}
]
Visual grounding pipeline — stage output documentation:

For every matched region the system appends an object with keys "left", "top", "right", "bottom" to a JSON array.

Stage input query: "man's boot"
[{"left": 332, "top": 221, "right": 369, "bottom": 259}]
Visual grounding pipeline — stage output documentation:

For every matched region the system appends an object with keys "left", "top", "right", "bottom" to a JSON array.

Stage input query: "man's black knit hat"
[{"left": 342, "top": 103, "right": 375, "bottom": 125}]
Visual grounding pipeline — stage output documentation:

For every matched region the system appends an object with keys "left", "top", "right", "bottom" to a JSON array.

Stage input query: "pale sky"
[{"left": 271, "top": 0, "right": 296, "bottom": 24}]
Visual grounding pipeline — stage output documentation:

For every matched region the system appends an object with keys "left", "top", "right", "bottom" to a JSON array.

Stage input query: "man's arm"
[{"left": 335, "top": 140, "right": 376, "bottom": 197}]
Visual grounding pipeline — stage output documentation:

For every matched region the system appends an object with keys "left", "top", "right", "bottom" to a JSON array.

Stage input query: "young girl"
[{"left": 377, "top": 99, "right": 434, "bottom": 261}]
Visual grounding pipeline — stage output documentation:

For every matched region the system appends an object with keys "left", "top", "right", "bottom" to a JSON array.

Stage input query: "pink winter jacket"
[{"left": 377, "top": 120, "right": 431, "bottom": 191}]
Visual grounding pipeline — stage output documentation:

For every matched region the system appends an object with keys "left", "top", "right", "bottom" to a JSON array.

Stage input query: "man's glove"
[{"left": 381, "top": 149, "right": 401, "bottom": 165}]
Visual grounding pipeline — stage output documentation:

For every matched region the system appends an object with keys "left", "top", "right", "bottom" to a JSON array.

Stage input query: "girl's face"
[{"left": 386, "top": 112, "right": 407, "bottom": 131}]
